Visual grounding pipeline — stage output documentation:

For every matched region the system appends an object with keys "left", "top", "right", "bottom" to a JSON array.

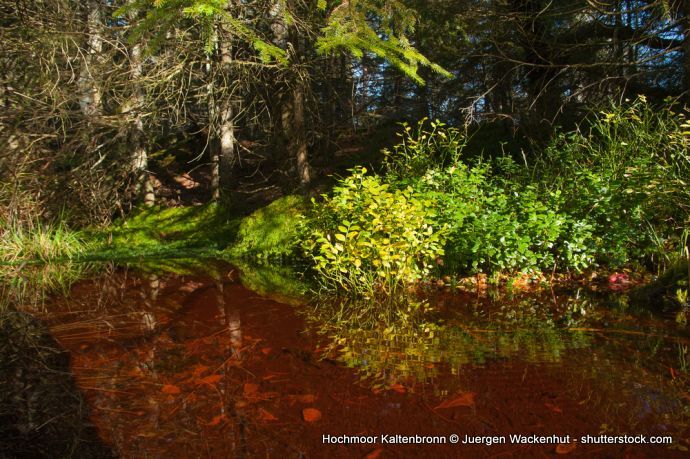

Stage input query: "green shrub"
[
  {"left": 304, "top": 167, "right": 447, "bottom": 296},
  {"left": 383, "top": 118, "right": 466, "bottom": 181},
  {"left": 302, "top": 99, "right": 689, "bottom": 295},
  {"left": 386, "top": 121, "right": 595, "bottom": 274},
  {"left": 539, "top": 97, "right": 690, "bottom": 268}
]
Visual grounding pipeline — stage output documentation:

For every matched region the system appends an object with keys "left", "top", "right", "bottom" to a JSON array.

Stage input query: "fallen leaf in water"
[
  {"left": 364, "top": 448, "right": 384, "bottom": 459},
  {"left": 244, "top": 383, "right": 259, "bottom": 396},
  {"left": 192, "top": 364, "right": 210, "bottom": 378},
  {"left": 302, "top": 408, "right": 322, "bottom": 422},
  {"left": 258, "top": 408, "right": 278, "bottom": 421},
  {"left": 287, "top": 394, "right": 317, "bottom": 405},
  {"left": 390, "top": 383, "right": 406, "bottom": 394},
  {"left": 544, "top": 402, "right": 563, "bottom": 413},
  {"left": 235, "top": 400, "right": 248, "bottom": 409},
  {"left": 261, "top": 347, "right": 272, "bottom": 355},
  {"left": 297, "top": 394, "right": 316, "bottom": 403},
  {"left": 434, "top": 392, "right": 476, "bottom": 409},
  {"left": 207, "top": 414, "right": 227, "bottom": 426},
  {"left": 197, "top": 374, "right": 222, "bottom": 386},
  {"left": 161, "top": 384, "right": 181, "bottom": 395},
  {"left": 555, "top": 442, "right": 577, "bottom": 454},
  {"left": 126, "top": 366, "right": 143, "bottom": 377}
]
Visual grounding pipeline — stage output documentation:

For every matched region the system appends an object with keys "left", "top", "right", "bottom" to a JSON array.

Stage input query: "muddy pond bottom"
[{"left": 19, "top": 263, "right": 690, "bottom": 457}]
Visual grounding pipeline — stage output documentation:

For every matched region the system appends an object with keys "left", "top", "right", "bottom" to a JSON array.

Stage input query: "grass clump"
[
  {"left": 1, "top": 219, "right": 88, "bottom": 264},
  {"left": 0, "top": 219, "right": 91, "bottom": 310}
]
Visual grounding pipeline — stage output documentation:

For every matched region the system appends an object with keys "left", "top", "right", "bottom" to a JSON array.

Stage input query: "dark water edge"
[
  {"left": 1, "top": 259, "right": 690, "bottom": 458},
  {"left": 0, "top": 310, "right": 115, "bottom": 458}
]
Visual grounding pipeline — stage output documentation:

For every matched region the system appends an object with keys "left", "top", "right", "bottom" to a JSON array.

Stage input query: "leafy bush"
[
  {"left": 539, "top": 97, "right": 690, "bottom": 268},
  {"left": 383, "top": 119, "right": 467, "bottom": 180},
  {"left": 386, "top": 121, "right": 595, "bottom": 274},
  {"left": 304, "top": 167, "right": 447, "bottom": 296},
  {"left": 303, "top": 99, "right": 689, "bottom": 295}
]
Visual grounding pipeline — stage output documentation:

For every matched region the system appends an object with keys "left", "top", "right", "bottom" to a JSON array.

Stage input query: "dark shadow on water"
[{"left": 0, "top": 310, "right": 114, "bottom": 458}]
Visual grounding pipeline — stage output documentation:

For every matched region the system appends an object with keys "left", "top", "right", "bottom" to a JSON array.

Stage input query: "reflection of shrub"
[
  {"left": 304, "top": 167, "right": 447, "bottom": 296},
  {"left": 304, "top": 296, "right": 590, "bottom": 389}
]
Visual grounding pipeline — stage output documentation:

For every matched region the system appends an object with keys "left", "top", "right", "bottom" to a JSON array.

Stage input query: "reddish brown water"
[{"left": 22, "top": 263, "right": 690, "bottom": 458}]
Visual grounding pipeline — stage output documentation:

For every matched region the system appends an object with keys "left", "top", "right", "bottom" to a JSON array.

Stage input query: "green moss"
[
  {"left": 81, "top": 197, "right": 308, "bottom": 262},
  {"left": 226, "top": 195, "right": 308, "bottom": 261},
  {"left": 88, "top": 203, "right": 240, "bottom": 259}
]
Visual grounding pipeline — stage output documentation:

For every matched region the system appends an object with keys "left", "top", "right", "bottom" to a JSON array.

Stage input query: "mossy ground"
[
  {"left": 77, "top": 195, "right": 308, "bottom": 263},
  {"left": 85, "top": 203, "right": 241, "bottom": 260},
  {"left": 224, "top": 195, "right": 308, "bottom": 261}
]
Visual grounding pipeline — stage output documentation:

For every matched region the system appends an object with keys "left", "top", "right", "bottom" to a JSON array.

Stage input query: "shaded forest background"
[{"left": 2, "top": 0, "right": 690, "bottom": 226}]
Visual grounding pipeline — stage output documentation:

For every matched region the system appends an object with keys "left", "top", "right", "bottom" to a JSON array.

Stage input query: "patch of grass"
[
  {"left": 0, "top": 219, "right": 88, "bottom": 264},
  {"left": 225, "top": 195, "right": 308, "bottom": 261},
  {"left": 0, "top": 219, "right": 92, "bottom": 310}
]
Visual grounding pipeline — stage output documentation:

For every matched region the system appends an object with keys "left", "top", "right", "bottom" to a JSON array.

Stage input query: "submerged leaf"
[
  {"left": 197, "top": 374, "right": 222, "bottom": 385},
  {"left": 302, "top": 407, "right": 322, "bottom": 422},
  {"left": 258, "top": 408, "right": 278, "bottom": 421},
  {"left": 434, "top": 392, "right": 476, "bottom": 409},
  {"left": 555, "top": 442, "right": 577, "bottom": 454},
  {"left": 161, "top": 384, "right": 181, "bottom": 395}
]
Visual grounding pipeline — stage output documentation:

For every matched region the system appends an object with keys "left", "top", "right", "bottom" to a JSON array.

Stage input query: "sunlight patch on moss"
[{"left": 226, "top": 195, "right": 308, "bottom": 261}]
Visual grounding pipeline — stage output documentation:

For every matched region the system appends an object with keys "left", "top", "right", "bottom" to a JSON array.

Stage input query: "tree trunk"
[
  {"left": 292, "top": 80, "right": 311, "bottom": 188},
  {"left": 124, "top": 2, "right": 153, "bottom": 206},
  {"left": 288, "top": 17, "right": 311, "bottom": 190},
  {"left": 129, "top": 39, "right": 154, "bottom": 207},
  {"left": 209, "top": 9, "right": 237, "bottom": 202},
  {"left": 78, "top": 0, "right": 103, "bottom": 119},
  {"left": 218, "top": 31, "right": 236, "bottom": 193}
]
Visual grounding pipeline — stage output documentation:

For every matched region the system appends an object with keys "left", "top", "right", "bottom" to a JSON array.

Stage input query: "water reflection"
[
  {"left": 4, "top": 260, "right": 690, "bottom": 457},
  {"left": 302, "top": 294, "right": 595, "bottom": 389}
]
